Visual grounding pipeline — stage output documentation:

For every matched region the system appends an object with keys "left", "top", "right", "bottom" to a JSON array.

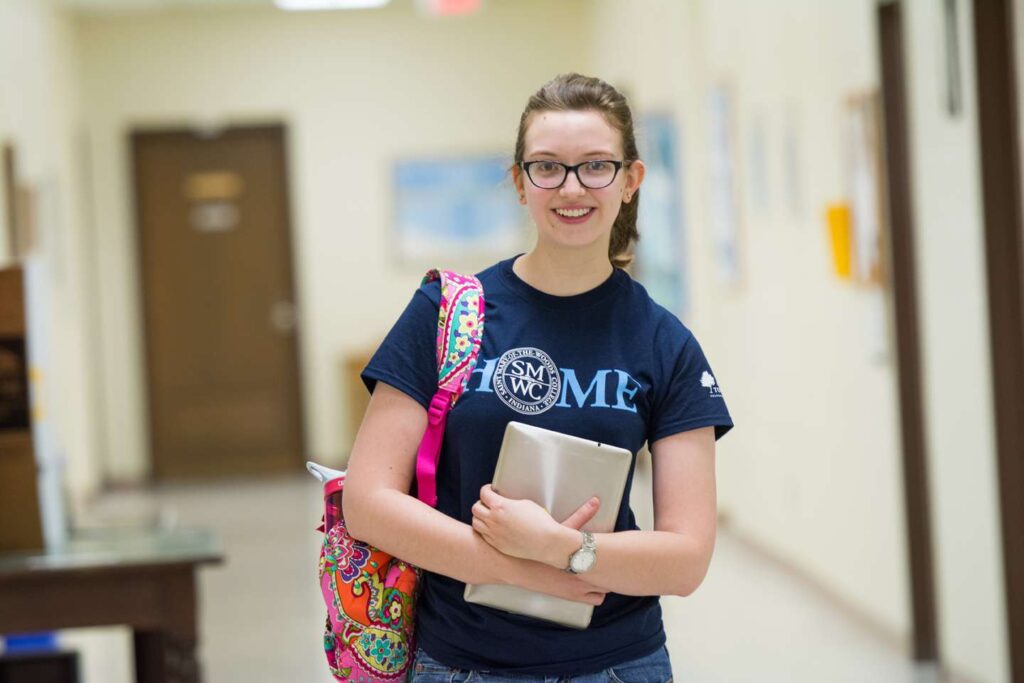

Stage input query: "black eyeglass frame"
[{"left": 519, "top": 159, "right": 627, "bottom": 190}]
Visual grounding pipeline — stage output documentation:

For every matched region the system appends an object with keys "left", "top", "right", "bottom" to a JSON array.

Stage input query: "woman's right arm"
[{"left": 342, "top": 382, "right": 605, "bottom": 606}]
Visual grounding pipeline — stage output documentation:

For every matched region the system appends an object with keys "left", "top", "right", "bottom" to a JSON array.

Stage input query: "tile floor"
[{"left": 51, "top": 475, "right": 945, "bottom": 682}]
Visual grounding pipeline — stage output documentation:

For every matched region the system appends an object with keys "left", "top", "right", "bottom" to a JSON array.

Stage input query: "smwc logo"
[{"left": 493, "top": 347, "right": 561, "bottom": 415}]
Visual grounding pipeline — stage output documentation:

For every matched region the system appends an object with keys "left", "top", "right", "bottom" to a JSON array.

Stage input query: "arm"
[
  {"left": 472, "top": 426, "right": 717, "bottom": 597},
  {"left": 342, "top": 382, "right": 607, "bottom": 605}
]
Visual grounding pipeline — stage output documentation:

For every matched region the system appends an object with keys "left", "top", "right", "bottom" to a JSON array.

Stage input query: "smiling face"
[{"left": 513, "top": 109, "right": 644, "bottom": 257}]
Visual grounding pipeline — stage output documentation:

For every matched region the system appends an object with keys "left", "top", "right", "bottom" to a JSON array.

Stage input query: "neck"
[{"left": 513, "top": 246, "right": 615, "bottom": 296}]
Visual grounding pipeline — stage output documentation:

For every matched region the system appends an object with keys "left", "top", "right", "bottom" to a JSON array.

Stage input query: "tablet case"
[{"left": 463, "top": 421, "right": 632, "bottom": 629}]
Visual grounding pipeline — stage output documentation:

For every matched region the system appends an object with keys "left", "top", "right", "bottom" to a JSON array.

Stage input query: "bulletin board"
[
  {"left": 634, "top": 113, "right": 686, "bottom": 318},
  {"left": 392, "top": 154, "right": 524, "bottom": 263}
]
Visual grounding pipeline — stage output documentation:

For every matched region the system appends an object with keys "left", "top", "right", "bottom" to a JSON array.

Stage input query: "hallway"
[{"left": 62, "top": 476, "right": 941, "bottom": 682}]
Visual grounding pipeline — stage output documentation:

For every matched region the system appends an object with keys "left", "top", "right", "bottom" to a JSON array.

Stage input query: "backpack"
[{"left": 308, "top": 269, "right": 485, "bottom": 682}]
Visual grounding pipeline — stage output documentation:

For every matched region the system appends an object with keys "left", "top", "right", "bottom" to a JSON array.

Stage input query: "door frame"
[
  {"left": 130, "top": 123, "right": 307, "bottom": 480},
  {"left": 877, "top": 0, "right": 940, "bottom": 662},
  {"left": 972, "top": 1, "right": 1024, "bottom": 679}
]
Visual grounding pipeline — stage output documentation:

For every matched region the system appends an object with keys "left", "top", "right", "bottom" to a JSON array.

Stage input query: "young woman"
[{"left": 344, "top": 73, "right": 733, "bottom": 682}]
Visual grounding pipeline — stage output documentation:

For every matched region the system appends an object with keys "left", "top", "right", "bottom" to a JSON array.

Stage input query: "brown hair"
[{"left": 514, "top": 73, "right": 640, "bottom": 269}]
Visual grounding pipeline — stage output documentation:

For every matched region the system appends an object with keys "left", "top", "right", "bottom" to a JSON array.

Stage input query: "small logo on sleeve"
[{"left": 700, "top": 371, "right": 724, "bottom": 398}]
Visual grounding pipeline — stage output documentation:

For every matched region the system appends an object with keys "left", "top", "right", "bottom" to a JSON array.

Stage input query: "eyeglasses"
[{"left": 519, "top": 159, "right": 626, "bottom": 190}]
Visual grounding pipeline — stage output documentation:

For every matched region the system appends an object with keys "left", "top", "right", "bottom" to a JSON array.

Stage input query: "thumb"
[{"left": 560, "top": 497, "right": 600, "bottom": 530}]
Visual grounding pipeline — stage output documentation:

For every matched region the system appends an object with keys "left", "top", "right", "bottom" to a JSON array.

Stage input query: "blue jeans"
[{"left": 407, "top": 645, "right": 673, "bottom": 683}]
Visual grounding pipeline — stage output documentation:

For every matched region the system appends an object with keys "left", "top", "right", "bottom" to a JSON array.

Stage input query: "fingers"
[
  {"left": 472, "top": 502, "right": 497, "bottom": 549},
  {"left": 563, "top": 575, "right": 606, "bottom": 605},
  {"left": 479, "top": 484, "right": 499, "bottom": 506},
  {"left": 471, "top": 500, "right": 489, "bottom": 532},
  {"left": 572, "top": 584, "right": 606, "bottom": 606},
  {"left": 471, "top": 516, "right": 489, "bottom": 539},
  {"left": 560, "top": 496, "right": 601, "bottom": 530}
]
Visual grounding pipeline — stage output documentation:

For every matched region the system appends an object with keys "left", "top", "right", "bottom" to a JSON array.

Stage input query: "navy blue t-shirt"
[{"left": 361, "top": 256, "right": 733, "bottom": 675}]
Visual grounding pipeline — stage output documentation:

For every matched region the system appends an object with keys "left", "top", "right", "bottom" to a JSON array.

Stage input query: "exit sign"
[{"left": 416, "top": 0, "right": 481, "bottom": 16}]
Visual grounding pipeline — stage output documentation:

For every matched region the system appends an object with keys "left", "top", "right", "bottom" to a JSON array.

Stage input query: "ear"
[
  {"left": 623, "top": 160, "right": 646, "bottom": 203},
  {"left": 512, "top": 165, "right": 527, "bottom": 205}
]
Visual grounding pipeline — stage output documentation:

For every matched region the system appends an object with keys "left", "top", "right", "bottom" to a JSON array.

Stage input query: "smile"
[{"left": 554, "top": 208, "right": 593, "bottom": 218}]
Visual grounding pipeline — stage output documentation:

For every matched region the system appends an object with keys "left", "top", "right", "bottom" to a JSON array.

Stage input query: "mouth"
[{"left": 552, "top": 207, "right": 594, "bottom": 221}]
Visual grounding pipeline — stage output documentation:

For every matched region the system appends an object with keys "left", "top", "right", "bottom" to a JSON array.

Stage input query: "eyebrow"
[{"left": 527, "top": 150, "right": 617, "bottom": 158}]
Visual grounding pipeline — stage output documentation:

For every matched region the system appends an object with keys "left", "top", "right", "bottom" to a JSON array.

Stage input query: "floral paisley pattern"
[
  {"left": 317, "top": 269, "right": 484, "bottom": 683},
  {"left": 324, "top": 522, "right": 372, "bottom": 583},
  {"left": 380, "top": 588, "right": 407, "bottom": 628},
  {"left": 457, "top": 311, "right": 480, "bottom": 335},
  {"left": 425, "top": 269, "right": 486, "bottom": 404},
  {"left": 320, "top": 491, "right": 420, "bottom": 681}
]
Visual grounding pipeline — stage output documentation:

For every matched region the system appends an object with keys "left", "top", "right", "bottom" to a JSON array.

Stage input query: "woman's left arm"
[{"left": 472, "top": 426, "right": 718, "bottom": 597}]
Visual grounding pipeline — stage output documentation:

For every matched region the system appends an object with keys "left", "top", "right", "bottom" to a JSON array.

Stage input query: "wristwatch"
[{"left": 567, "top": 531, "right": 597, "bottom": 574}]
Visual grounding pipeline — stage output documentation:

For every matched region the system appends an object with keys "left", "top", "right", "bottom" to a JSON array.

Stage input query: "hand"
[
  {"left": 516, "top": 563, "right": 608, "bottom": 606},
  {"left": 472, "top": 484, "right": 600, "bottom": 567}
]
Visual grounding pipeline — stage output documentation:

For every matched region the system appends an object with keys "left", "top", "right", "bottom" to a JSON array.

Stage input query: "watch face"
[{"left": 570, "top": 549, "right": 596, "bottom": 573}]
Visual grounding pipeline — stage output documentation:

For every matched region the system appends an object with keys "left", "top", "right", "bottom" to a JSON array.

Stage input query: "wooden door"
[{"left": 133, "top": 125, "right": 305, "bottom": 479}]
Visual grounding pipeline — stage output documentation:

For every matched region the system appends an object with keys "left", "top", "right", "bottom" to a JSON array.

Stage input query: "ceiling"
[
  {"left": 64, "top": 0, "right": 275, "bottom": 10},
  {"left": 61, "top": 0, "right": 415, "bottom": 13}
]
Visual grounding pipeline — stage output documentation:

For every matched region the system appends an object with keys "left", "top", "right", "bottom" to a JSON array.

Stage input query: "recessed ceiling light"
[{"left": 274, "top": 0, "right": 391, "bottom": 10}]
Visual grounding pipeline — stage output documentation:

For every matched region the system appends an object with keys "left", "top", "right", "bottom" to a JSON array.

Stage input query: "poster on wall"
[
  {"left": 845, "top": 91, "right": 887, "bottom": 287},
  {"left": 708, "top": 84, "right": 741, "bottom": 284},
  {"left": 748, "top": 112, "right": 770, "bottom": 214},
  {"left": 783, "top": 102, "right": 804, "bottom": 221},
  {"left": 393, "top": 155, "right": 524, "bottom": 263},
  {"left": 22, "top": 252, "right": 69, "bottom": 549},
  {"left": 634, "top": 112, "right": 686, "bottom": 319}
]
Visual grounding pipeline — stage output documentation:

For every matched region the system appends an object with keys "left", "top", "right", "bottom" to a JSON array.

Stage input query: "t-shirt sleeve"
[
  {"left": 649, "top": 320, "right": 734, "bottom": 443},
  {"left": 360, "top": 281, "right": 441, "bottom": 410}
]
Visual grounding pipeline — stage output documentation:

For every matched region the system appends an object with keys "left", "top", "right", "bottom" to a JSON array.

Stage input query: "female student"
[{"left": 344, "top": 73, "right": 733, "bottom": 682}]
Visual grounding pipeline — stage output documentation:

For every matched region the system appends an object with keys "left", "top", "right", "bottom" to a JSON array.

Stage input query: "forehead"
[{"left": 523, "top": 109, "right": 623, "bottom": 157}]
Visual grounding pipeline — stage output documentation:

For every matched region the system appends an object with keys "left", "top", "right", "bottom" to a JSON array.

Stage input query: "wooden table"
[{"left": 0, "top": 528, "right": 223, "bottom": 682}]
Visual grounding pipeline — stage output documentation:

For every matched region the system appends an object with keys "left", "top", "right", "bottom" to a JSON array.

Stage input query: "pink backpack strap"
[{"left": 415, "top": 269, "right": 485, "bottom": 507}]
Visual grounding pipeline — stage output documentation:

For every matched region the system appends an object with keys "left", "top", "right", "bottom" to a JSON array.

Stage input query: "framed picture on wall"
[
  {"left": 707, "top": 83, "right": 743, "bottom": 285},
  {"left": 633, "top": 112, "right": 687, "bottom": 319},
  {"left": 392, "top": 154, "right": 525, "bottom": 263},
  {"left": 844, "top": 91, "right": 888, "bottom": 287},
  {"left": 783, "top": 102, "right": 805, "bottom": 221}
]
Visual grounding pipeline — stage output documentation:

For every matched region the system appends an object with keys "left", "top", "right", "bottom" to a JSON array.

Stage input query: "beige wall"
[
  {"left": 75, "top": 0, "right": 592, "bottom": 481},
  {"left": 591, "top": 0, "right": 911, "bottom": 647},
  {"left": 592, "top": 1, "right": 1010, "bottom": 681}
]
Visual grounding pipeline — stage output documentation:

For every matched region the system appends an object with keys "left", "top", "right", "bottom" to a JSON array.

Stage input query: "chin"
[
  {"left": 539, "top": 233, "right": 606, "bottom": 253},
  {"left": 542, "top": 225, "right": 610, "bottom": 249}
]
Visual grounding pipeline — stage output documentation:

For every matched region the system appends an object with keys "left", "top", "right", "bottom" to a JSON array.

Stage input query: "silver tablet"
[{"left": 463, "top": 421, "right": 632, "bottom": 629}]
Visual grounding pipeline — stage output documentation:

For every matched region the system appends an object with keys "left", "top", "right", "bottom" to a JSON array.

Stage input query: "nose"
[{"left": 559, "top": 169, "right": 587, "bottom": 197}]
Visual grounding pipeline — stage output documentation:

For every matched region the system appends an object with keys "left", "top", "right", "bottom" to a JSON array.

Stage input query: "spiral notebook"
[{"left": 463, "top": 421, "right": 632, "bottom": 629}]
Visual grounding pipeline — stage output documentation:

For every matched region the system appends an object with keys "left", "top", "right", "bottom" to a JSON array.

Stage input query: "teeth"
[{"left": 555, "top": 208, "right": 592, "bottom": 218}]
